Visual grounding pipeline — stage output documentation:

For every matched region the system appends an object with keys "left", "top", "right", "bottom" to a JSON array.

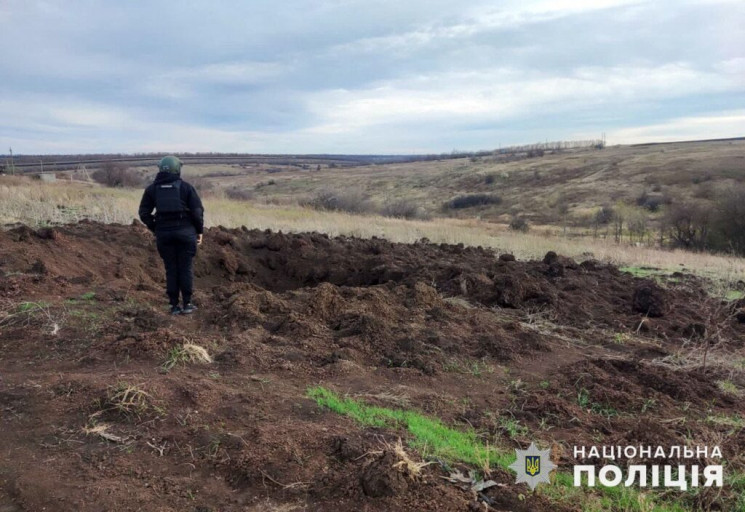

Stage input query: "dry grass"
[
  {"left": 0, "top": 299, "right": 64, "bottom": 336},
  {"left": 1, "top": 176, "right": 744, "bottom": 280},
  {"left": 106, "top": 383, "right": 153, "bottom": 417},
  {"left": 82, "top": 423, "right": 126, "bottom": 443},
  {"left": 442, "top": 296, "right": 476, "bottom": 309},
  {"left": 162, "top": 343, "right": 212, "bottom": 371},
  {"left": 387, "top": 438, "right": 432, "bottom": 478},
  {"left": 183, "top": 343, "right": 212, "bottom": 363},
  {"left": 166, "top": 140, "right": 745, "bottom": 226}
]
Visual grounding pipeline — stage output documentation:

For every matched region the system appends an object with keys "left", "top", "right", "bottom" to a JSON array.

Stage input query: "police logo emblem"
[
  {"left": 525, "top": 455, "right": 540, "bottom": 476},
  {"left": 509, "top": 442, "right": 556, "bottom": 490}
]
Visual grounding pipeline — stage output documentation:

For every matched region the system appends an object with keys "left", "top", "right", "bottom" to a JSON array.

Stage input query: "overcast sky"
[{"left": 1, "top": 0, "right": 743, "bottom": 154}]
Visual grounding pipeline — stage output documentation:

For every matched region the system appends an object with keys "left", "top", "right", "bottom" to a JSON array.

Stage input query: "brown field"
[
  {"left": 1, "top": 140, "right": 745, "bottom": 511},
  {"left": 1, "top": 222, "right": 744, "bottom": 511}
]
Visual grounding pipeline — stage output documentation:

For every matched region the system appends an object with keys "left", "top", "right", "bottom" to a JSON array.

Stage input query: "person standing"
[{"left": 138, "top": 156, "right": 204, "bottom": 315}]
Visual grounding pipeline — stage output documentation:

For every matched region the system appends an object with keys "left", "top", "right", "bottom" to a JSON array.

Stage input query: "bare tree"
[
  {"left": 712, "top": 186, "right": 745, "bottom": 255},
  {"left": 665, "top": 201, "right": 713, "bottom": 251}
]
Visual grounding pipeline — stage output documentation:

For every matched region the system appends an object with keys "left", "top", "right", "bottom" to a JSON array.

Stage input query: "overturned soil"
[{"left": 0, "top": 222, "right": 743, "bottom": 511}]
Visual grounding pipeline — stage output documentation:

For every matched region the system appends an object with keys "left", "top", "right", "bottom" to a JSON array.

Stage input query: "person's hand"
[{"left": 197, "top": 234, "right": 203, "bottom": 246}]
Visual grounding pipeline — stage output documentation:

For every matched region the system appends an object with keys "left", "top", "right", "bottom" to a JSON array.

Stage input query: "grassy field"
[
  {"left": 2, "top": 174, "right": 744, "bottom": 283},
  {"left": 126, "top": 139, "right": 745, "bottom": 228}
]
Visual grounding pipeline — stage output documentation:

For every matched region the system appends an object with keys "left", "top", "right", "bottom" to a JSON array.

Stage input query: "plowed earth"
[{"left": 0, "top": 222, "right": 743, "bottom": 511}]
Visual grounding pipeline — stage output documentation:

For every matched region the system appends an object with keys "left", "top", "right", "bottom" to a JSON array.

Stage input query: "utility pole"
[{"left": 8, "top": 147, "right": 15, "bottom": 175}]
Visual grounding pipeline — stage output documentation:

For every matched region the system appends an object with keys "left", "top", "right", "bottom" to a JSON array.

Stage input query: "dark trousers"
[{"left": 156, "top": 226, "right": 197, "bottom": 306}]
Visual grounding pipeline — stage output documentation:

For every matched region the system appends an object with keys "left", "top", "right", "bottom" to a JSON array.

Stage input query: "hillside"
[{"left": 162, "top": 139, "right": 745, "bottom": 229}]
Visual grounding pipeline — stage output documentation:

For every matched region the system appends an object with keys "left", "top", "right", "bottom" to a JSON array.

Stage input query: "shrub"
[
  {"left": 509, "top": 216, "right": 530, "bottom": 232},
  {"left": 224, "top": 187, "right": 255, "bottom": 201},
  {"left": 381, "top": 199, "right": 431, "bottom": 220},
  {"left": 92, "top": 162, "right": 144, "bottom": 188},
  {"left": 189, "top": 177, "right": 216, "bottom": 197},
  {"left": 446, "top": 193, "right": 502, "bottom": 210},
  {"left": 304, "top": 188, "right": 375, "bottom": 214},
  {"left": 692, "top": 172, "right": 713, "bottom": 184},
  {"left": 635, "top": 190, "right": 663, "bottom": 212},
  {"left": 693, "top": 182, "right": 716, "bottom": 200},
  {"left": 643, "top": 196, "right": 662, "bottom": 212}
]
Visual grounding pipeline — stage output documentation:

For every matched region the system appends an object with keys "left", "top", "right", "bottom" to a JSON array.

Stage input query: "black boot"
[{"left": 182, "top": 303, "right": 197, "bottom": 315}]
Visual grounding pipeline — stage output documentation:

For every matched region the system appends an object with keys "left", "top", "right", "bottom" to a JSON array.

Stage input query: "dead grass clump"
[
  {"left": 442, "top": 296, "right": 475, "bottom": 309},
  {"left": 0, "top": 300, "right": 63, "bottom": 336},
  {"left": 105, "top": 383, "right": 153, "bottom": 418},
  {"left": 162, "top": 343, "right": 213, "bottom": 371},
  {"left": 387, "top": 438, "right": 432, "bottom": 479}
]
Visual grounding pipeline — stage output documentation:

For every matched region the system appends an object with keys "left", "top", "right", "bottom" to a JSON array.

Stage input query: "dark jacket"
[{"left": 138, "top": 172, "right": 205, "bottom": 234}]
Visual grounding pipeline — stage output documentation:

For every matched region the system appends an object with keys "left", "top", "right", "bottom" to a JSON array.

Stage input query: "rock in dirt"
[
  {"left": 36, "top": 227, "right": 59, "bottom": 240},
  {"left": 492, "top": 274, "right": 525, "bottom": 308},
  {"left": 632, "top": 282, "right": 668, "bottom": 318},
  {"left": 543, "top": 251, "right": 559, "bottom": 265},
  {"left": 736, "top": 310, "right": 745, "bottom": 324},
  {"left": 331, "top": 436, "right": 366, "bottom": 462},
  {"left": 542, "top": 251, "right": 577, "bottom": 277},
  {"left": 683, "top": 323, "right": 707, "bottom": 338}
]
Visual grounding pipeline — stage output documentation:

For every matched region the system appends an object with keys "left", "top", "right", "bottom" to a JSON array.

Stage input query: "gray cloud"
[{"left": 0, "top": 0, "right": 742, "bottom": 153}]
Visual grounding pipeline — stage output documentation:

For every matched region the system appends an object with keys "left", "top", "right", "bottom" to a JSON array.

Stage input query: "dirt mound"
[
  {"left": 564, "top": 358, "right": 731, "bottom": 409},
  {"left": 0, "top": 222, "right": 724, "bottom": 340},
  {"left": 360, "top": 451, "right": 410, "bottom": 497}
]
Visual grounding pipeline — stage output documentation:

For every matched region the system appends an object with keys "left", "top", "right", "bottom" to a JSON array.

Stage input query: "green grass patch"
[
  {"left": 18, "top": 301, "right": 50, "bottom": 312},
  {"left": 620, "top": 266, "right": 680, "bottom": 285},
  {"left": 620, "top": 266, "right": 670, "bottom": 278},
  {"left": 66, "top": 291, "right": 97, "bottom": 305},
  {"left": 717, "top": 380, "right": 742, "bottom": 397},
  {"left": 725, "top": 290, "right": 745, "bottom": 301},
  {"left": 307, "top": 385, "right": 512, "bottom": 469},
  {"left": 309, "top": 387, "right": 695, "bottom": 511},
  {"left": 706, "top": 414, "right": 745, "bottom": 433},
  {"left": 498, "top": 416, "right": 528, "bottom": 439},
  {"left": 442, "top": 358, "right": 494, "bottom": 377},
  {"left": 577, "top": 388, "right": 619, "bottom": 418},
  {"left": 67, "top": 309, "right": 102, "bottom": 334}
]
